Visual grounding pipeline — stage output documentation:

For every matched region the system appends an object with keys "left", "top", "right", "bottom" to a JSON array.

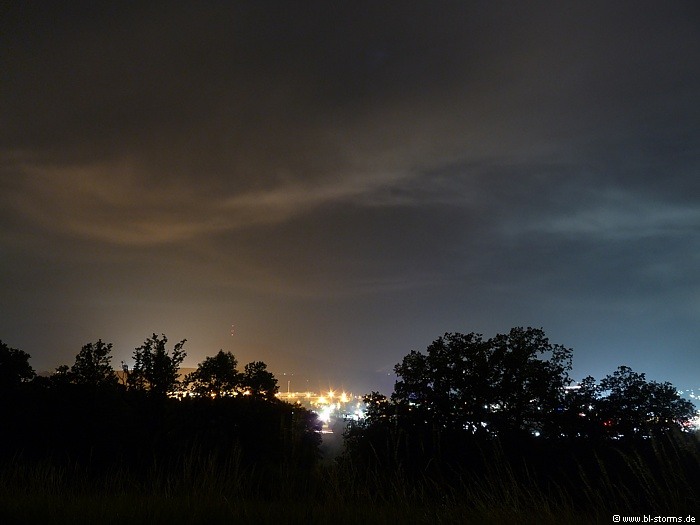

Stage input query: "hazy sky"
[{"left": 2, "top": 2, "right": 699, "bottom": 395}]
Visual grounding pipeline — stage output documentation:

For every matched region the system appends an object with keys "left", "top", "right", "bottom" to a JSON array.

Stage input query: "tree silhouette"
[
  {"left": 241, "top": 361, "right": 278, "bottom": 400},
  {"left": 49, "top": 364, "right": 73, "bottom": 388},
  {"left": 185, "top": 350, "right": 240, "bottom": 398},
  {"left": 391, "top": 328, "right": 572, "bottom": 436},
  {"left": 70, "top": 339, "right": 118, "bottom": 389},
  {"left": 127, "top": 334, "right": 186, "bottom": 397},
  {"left": 363, "top": 391, "right": 392, "bottom": 423},
  {"left": 0, "top": 340, "right": 35, "bottom": 389},
  {"left": 488, "top": 327, "right": 572, "bottom": 435},
  {"left": 596, "top": 366, "right": 696, "bottom": 438}
]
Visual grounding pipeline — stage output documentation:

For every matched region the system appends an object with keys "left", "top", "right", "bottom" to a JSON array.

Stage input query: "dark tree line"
[
  {"left": 345, "top": 327, "right": 697, "bottom": 470},
  {"left": 2, "top": 327, "right": 697, "bottom": 479},
  {"left": 0, "top": 336, "right": 319, "bottom": 471}
]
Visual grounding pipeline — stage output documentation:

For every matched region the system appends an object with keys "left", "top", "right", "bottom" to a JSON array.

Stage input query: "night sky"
[{"left": 2, "top": 2, "right": 699, "bottom": 395}]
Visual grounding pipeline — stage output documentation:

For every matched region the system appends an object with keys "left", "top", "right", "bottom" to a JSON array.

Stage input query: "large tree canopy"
[{"left": 391, "top": 327, "right": 573, "bottom": 436}]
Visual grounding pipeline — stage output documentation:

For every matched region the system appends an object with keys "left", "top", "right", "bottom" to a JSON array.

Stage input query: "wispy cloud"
[
  {"left": 2, "top": 153, "right": 421, "bottom": 245},
  {"left": 513, "top": 190, "right": 700, "bottom": 240}
]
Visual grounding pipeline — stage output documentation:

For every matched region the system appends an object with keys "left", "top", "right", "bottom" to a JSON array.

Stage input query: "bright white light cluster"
[
  {"left": 275, "top": 389, "right": 364, "bottom": 430},
  {"left": 317, "top": 405, "right": 333, "bottom": 423}
]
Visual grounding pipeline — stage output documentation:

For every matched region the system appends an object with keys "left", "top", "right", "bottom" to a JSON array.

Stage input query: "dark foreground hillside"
[{"left": 1, "top": 427, "right": 699, "bottom": 524}]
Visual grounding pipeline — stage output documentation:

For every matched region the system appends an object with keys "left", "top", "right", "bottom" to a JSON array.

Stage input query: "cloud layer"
[{"left": 2, "top": 2, "right": 699, "bottom": 392}]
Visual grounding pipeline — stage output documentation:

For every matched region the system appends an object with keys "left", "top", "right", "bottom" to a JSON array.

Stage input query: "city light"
[{"left": 275, "top": 388, "right": 366, "bottom": 432}]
